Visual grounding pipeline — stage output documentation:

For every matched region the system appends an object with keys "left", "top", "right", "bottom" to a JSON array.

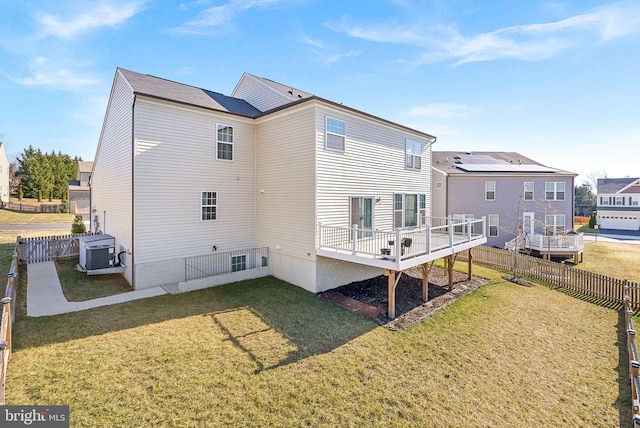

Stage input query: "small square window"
[{"left": 231, "top": 255, "right": 247, "bottom": 272}]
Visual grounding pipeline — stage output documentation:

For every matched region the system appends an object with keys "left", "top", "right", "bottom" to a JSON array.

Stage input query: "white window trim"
[
  {"left": 485, "top": 181, "right": 496, "bottom": 201},
  {"left": 524, "top": 182, "right": 534, "bottom": 201},
  {"left": 545, "top": 214, "right": 566, "bottom": 235},
  {"left": 231, "top": 254, "right": 247, "bottom": 272},
  {"left": 405, "top": 139, "right": 422, "bottom": 171},
  {"left": 216, "top": 123, "right": 234, "bottom": 161},
  {"left": 545, "top": 182, "right": 565, "bottom": 201},
  {"left": 201, "top": 190, "right": 218, "bottom": 222},
  {"left": 489, "top": 214, "right": 499, "bottom": 237},
  {"left": 325, "top": 116, "right": 345, "bottom": 151}
]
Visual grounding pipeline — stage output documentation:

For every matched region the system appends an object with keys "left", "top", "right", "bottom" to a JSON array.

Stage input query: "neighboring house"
[
  {"left": 67, "top": 160, "right": 93, "bottom": 217},
  {"left": 0, "top": 143, "right": 9, "bottom": 205},
  {"left": 596, "top": 177, "right": 640, "bottom": 231},
  {"left": 432, "top": 151, "right": 582, "bottom": 260},
  {"left": 91, "top": 68, "right": 486, "bottom": 300}
]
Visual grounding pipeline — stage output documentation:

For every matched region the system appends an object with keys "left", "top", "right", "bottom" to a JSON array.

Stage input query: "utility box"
[{"left": 79, "top": 234, "right": 116, "bottom": 270}]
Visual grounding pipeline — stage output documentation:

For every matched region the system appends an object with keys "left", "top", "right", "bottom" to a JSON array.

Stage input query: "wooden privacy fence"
[
  {"left": 0, "top": 240, "right": 19, "bottom": 405},
  {"left": 19, "top": 233, "right": 93, "bottom": 264},
  {"left": 464, "top": 246, "right": 640, "bottom": 308},
  {"left": 7, "top": 202, "right": 62, "bottom": 213}
]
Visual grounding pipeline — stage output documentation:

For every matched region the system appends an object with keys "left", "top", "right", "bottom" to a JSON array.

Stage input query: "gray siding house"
[
  {"left": 596, "top": 177, "right": 640, "bottom": 231},
  {"left": 67, "top": 160, "right": 93, "bottom": 217},
  {"left": 91, "top": 68, "right": 487, "bottom": 304},
  {"left": 432, "top": 151, "right": 580, "bottom": 259}
]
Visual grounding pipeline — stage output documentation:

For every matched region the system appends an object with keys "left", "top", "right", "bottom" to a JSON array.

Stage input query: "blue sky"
[{"left": 1, "top": 0, "right": 639, "bottom": 184}]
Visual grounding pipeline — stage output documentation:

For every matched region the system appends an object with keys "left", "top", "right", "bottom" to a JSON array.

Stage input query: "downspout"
[{"left": 131, "top": 95, "right": 136, "bottom": 288}]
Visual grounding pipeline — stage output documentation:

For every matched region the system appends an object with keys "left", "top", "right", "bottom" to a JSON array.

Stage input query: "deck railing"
[
  {"left": 318, "top": 217, "right": 486, "bottom": 262},
  {"left": 505, "top": 233, "right": 584, "bottom": 253}
]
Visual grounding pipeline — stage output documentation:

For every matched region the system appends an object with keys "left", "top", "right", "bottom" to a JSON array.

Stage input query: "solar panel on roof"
[{"left": 455, "top": 164, "right": 557, "bottom": 173}]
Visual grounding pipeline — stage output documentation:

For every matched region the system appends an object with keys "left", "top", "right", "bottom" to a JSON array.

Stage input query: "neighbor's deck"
[{"left": 505, "top": 233, "right": 584, "bottom": 262}]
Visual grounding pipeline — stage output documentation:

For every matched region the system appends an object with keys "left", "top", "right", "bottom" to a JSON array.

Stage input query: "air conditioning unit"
[
  {"left": 79, "top": 234, "right": 116, "bottom": 271},
  {"left": 86, "top": 245, "right": 115, "bottom": 270}
]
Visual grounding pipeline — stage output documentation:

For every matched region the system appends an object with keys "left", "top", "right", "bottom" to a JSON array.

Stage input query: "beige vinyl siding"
[
  {"left": 133, "top": 98, "right": 257, "bottom": 267},
  {"left": 232, "top": 74, "right": 292, "bottom": 112},
  {"left": 315, "top": 105, "right": 432, "bottom": 233},
  {"left": 255, "top": 104, "right": 316, "bottom": 262},
  {"left": 91, "top": 71, "right": 134, "bottom": 284}
]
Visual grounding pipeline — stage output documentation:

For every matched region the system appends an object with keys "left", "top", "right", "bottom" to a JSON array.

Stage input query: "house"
[
  {"left": 91, "top": 68, "right": 487, "bottom": 312},
  {"left": 432, "top": 151, "right": 582, "bottom": 261},
  {"left": 596, "top": 177, "right": 640, "bottom": 231},
  {"left": 67, "top": 160, "right": 93, "bottom": 218},
  {"left": 0, "top": 143, "right": 9, "bottom": 206}
]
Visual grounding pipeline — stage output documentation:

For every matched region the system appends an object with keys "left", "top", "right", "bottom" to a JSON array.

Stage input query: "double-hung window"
[
  {"left": 217, "top": 124, "right": 234, "bottom": 161},
  {"left": 524, "top": 182, "right": 534, "bottom": 201},
  {"left": 545, "top": 214, "right": 565, "bottom": 235},
  {"left": 545, "top": 182, "right": 565, "bottom": 201},
  {"left": 485, "top": 181, "right": 496, "bottom": 201},
  {"left": 326, "top": 117, "right": 345, "bottom": 151},
  {"left": 489, "top": 214, "right": 499, "bottom": 237},
  {"left": 201, "top": 191, "right": 217, "bottom": 221},
  {"left": 405, "top": 139, "right": 422, "bottom": 170}
]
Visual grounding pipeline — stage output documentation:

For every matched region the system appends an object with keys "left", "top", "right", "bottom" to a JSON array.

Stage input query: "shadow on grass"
[
  {"left": 617, "top": 309, "right": 632, "bottom": 426},
  {"left": 14, "top": 275, "right": 377, "bottom": 370}
]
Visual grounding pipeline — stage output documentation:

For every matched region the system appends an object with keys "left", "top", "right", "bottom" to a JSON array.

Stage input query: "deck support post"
[
  {"left": 421, "top": 263, "right": 429, "bottom": 302},
  {"left": 385, "top": 269, "right": 403, "bottom": 319},
  {"left": 467, "top": 248, "right": 473, "bottom": 281},
  {"left": 446, "top": 255, "right": 454, "bottom": 290}
]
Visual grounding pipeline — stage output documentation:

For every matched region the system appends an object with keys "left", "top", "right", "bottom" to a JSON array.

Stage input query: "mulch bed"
[{"left": 319, "top": 266, "right": 488, "bottom": 330}]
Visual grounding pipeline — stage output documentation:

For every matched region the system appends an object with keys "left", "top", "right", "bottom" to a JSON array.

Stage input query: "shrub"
[
  {"left": 37, "top": 190, "right": 42, "bottom": 202},
  {"left": 18, "top": 187, "right": 23, "bottom": 201},
  {"left": 588, "top": 212, "right": 597, "bottom": 228},
  {"left": 71, "top": 215, "right": 87, "bottom": 234},
  {"left": 60, "top": 199, "right": 70, "bottom": 213}
]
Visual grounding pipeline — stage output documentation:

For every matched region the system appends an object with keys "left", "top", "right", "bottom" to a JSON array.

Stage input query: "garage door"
[{"left": 599, "top": 215, "right": 640, "bottom": 230}]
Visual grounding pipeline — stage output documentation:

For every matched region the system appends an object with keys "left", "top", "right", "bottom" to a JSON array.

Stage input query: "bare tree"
[{"left": 584, "top": 169, "right": 608, "bottom": 192}]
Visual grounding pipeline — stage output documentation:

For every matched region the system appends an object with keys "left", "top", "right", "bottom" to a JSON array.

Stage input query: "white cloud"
[
  {"left": 170, "top": 0, "right": 283, "bottom": 35},
  {"left": 35, "top": 1, "right": 147, "bottom": 39},
  {"left": 8, "top": 56, "right": 99, "bottom": 91},
  {"left": 330, "top": 1, "right": 640, "bottom": 65}
]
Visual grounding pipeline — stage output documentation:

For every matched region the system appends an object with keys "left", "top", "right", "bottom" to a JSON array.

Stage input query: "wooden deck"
[
  {"left": 317, "top": 218, "right": 488, "bottom": 318},
  {"left": 505, "top": 233, "right": 584, "bottom": 263}
]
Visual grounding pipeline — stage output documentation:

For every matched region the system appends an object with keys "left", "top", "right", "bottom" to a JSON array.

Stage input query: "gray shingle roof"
[
  {"left": 118, "top": 68, "right": 262, "bottom": 118},
  {"left": 597, "top": 177, "right": 640, "bottom": 193}
]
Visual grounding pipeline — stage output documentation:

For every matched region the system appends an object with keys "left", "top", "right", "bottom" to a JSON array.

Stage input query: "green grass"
[
  {"left": 54, "top": 258, "right": 131, "bottom": 302},
  {"left": 5, "top": 261, "right": 628, "bottom": 427},
  {"left": 0, "top": 210, "right": 74, "bottom": 224},
  {"left": 580, "top": 241, "right": 640, "bottom": 281}
]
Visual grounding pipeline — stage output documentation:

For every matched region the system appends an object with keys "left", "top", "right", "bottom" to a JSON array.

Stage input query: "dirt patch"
[{"left": 319, "top": 266, "right": 488, "bottom": 330}]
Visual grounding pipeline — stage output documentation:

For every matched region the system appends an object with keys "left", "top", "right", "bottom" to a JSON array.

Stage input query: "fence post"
[{"left": 1, "top": 297, "right": 10, "bottom": 356}]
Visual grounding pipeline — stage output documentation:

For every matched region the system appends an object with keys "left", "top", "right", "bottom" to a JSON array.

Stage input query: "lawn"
[
  {"left": 5, "top": 255, "right": 629, "bottom": 427},
  {"left": 0, "top": 209, "right": 74, "bottom": 224},
  {"left": 580, "top": 240, "right": 640, "bottom": 281}
]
